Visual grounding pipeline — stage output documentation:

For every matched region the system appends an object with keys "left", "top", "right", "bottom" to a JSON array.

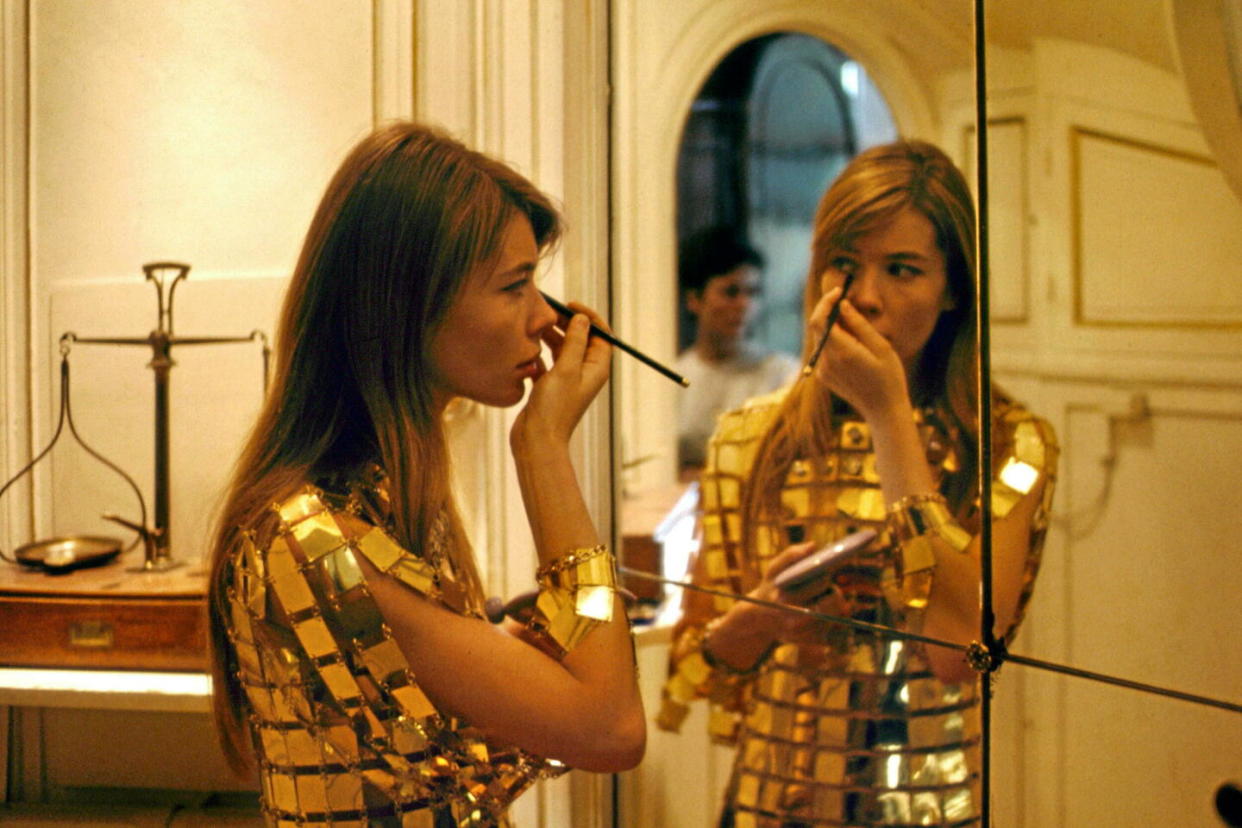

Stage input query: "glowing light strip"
[{"left": 0, "top": 667, "right": 211, "bottom": 712}]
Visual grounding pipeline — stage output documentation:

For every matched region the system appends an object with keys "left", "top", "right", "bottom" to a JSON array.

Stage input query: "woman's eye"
[
  {"left": 889, "top": 263, "right": 922, "bottom": 279},
  {"left": 501, "top": 278, "right": 529, "bottom": 294},
  {"left": 829, "top": 257, "right": 857, "bottom": 275}
]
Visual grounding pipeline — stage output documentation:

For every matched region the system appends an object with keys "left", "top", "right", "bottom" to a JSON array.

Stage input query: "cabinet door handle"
[{"left": 68, "top": 620, "right": 115, "bottom": 649}]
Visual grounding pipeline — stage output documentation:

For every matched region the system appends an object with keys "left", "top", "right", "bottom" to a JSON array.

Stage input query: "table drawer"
[{"left": 0, "top": 594, "right": 207, "bottom": 672}]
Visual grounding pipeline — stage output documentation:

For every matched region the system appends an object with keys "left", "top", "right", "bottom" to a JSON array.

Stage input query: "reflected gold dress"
[{"left": 659, "top": 389, "right": 1057, "bottom": 828}]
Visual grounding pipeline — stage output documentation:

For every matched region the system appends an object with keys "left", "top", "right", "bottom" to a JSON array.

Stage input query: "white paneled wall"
[
  {"left": 959, "top": 38, "right": 1242, "bottom": 828},
  {"left": 6, "top": 2, "right": 1240, "bottom": 826},
  {"left": 2, "top": 2, "right": 614, "bottom": 824},
  {"left": 25, "top": 0, "right": 374, "bottom": 563}
]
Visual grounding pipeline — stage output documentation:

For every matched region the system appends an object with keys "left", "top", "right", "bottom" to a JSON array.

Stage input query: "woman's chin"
[
  {"left": 492, "top": 382, "right": 529, "bottom": 409},
  {"left": 450, "top": 382, "right": 525, "bottom": 410}
]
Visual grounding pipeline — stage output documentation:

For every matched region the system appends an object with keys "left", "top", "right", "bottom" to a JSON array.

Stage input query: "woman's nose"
[
  {"left": 848, "top": 269, "right": 882, "bottom": 316},
  {"left": 531, "top": 290, "right": 559, "bottom": 334}
]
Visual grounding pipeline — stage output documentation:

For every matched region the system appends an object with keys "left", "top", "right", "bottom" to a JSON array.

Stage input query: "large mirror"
[
  {"left": 611, "top": 1, "right": 980, "bottom": 825},
  {"left": 612, "top": 1, "right": 1242, "bottom": 826}
]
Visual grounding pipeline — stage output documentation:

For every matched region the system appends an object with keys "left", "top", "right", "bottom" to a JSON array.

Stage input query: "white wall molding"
[
  {"left": 1, "top": 0, "right": 31, "bottom": 550},
  {"left": 414, "top": 3, "right": 613, "bottom": 824},
  {"left": 961, "top": 38, "right": 1242, "bottom": 398},
  {"left": 372, "top": 0, "right": 415, "bottom": 122}
]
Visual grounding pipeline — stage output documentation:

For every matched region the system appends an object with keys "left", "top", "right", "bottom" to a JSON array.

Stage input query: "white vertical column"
[
  {"left": 372, "top": 0, "right": 416, "bottom": 122},
  {"left": 1, "top": 2, "right": 32, "bottom": 801},
  {"left": 412, "top": 2, "right": 613, "bottom": 825},
  {"left": 1, "top": 0, "right": 32, "bottom": 551}
]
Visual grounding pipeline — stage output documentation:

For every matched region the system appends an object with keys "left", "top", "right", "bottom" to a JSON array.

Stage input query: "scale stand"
[{"left": 64, "top": 262, "right": 269, "bottom": 572}]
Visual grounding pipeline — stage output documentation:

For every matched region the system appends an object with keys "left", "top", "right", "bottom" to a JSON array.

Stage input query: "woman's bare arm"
[{"left": 360, "top": 310, "right": 644, "bottom": 772}]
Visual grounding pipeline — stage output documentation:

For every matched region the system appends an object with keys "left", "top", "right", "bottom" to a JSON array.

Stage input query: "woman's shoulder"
[
  {"left": 991, "top": 392, "right": 1059, "bottom": 454},
  {"left": 700, "top": 387, "right": 791, "bottom": 479},
  {"left": 261, "top": 482, "right": 396, "bottom": 564},
  {"left": 243, "top": 479, "right": 449, "bottom": 613},
  {"left": 712, "top": 385, "right": 789, "bottom": 442},
  {"left": 987, "top": 393, "right": 1060, "bottom": 514}
]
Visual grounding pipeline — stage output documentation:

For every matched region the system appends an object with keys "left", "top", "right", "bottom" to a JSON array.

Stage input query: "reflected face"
[
  {"left": 686, "top": 263, "right": 762, "bottom": 342},
  {"left": 427, "top": 214, "right": 557, "bottom": 409},
  {"left": 820, "top": 207, "right": 955, "bottom": 379}
]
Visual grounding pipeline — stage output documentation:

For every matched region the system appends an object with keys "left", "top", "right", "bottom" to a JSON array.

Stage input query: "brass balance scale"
[{"left": 0, "top": 262, "right": 267, "bottom": 670}]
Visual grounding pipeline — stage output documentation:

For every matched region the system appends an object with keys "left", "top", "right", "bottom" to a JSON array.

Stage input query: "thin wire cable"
[
  {"left": 621, "top": 566, "right": 1242, "bottom": 716},
  {"left": 973, "top": 0, "right": 996, "bottom": 823},
  {"left": 623, "top": 567, "right": 971, "bottom": 653}
]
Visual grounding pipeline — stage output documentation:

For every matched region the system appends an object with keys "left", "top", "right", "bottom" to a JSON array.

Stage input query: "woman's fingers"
[
  {"left": 556, "top": 312, "right": 591, "bottom": 364},
  {"left": 779, "top": 574, "right": 838, "bottom": 606},
  {"left": 835, "top": 299, "right": 889, "bottom": 356},
  {"left": 540, "top": 324, "right": 565, "bottom": 360},
  {"left": 564, "top": 300, "right": 611, "bottom": 333},
  {"left": 808, "top": 295, "right": 898, "bottom": 405},
  {"left": 562, "top": 302, "right": 613, "bottom": 372},
  {"left": 519, "top": 301, "right": 613, "bottom": 443},
  {"left": 808, "top": 293, "right": 870, "bottom": 372},
  {"left": 530, "top": 353, "right": 548, "bottom": 383},
  {"left": 806, "top": 287, "right": 841, "bottom": 345},
  {"left": 543, "top": 302, "right": 612, "bottom": 388},
  {"left": 763, "top": 541, "right": 818, "bottom": 581}
]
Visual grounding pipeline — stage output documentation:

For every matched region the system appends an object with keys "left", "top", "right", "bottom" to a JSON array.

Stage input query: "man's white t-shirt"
[{"left": 674, "top": 343, "right": 801, "bottom": 467}]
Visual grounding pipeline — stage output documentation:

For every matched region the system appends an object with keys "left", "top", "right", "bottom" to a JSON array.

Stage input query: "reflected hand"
[
  {"left": 756, "top": 541, "right": 848, "bottom": 646},
  {"left": 807, "top": 287, "right": 909, "bottom": 419},
  {"left": 706, "top": 543, "right": 848, "bottom": 669}
]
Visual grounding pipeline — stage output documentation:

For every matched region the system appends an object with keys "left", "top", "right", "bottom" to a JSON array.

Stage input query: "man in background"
[{"left": 675, "top": 226, "right": 800, "bottom": 470}]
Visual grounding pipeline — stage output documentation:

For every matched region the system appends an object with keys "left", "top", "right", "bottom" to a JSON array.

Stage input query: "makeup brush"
[
  {"left": 802, "top": 272, "right": 856, "bottom": 376},
  {"left": 540, "top": 291, "right": 689, "bottom": 387}
]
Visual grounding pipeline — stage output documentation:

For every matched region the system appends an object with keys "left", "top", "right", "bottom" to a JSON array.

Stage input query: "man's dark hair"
[{"left": 678, "top": 225, "right": 764, "bottom": 294}]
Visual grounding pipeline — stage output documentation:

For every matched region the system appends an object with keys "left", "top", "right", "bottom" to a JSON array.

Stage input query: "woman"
[
  {"left": 658, "top": 141, "right": 1057, "bottom": 827},
  {"left": 207, "top": 121, "right": 644, "bottom": 828}
]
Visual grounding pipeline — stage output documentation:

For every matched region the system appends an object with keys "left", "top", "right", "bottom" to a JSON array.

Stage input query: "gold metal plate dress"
[
  {"left": 659, "top": 390, "right": 1058, "bottom": 828},
  {"left": 223, "top": 468, "right": 565, "bottom": 827}
]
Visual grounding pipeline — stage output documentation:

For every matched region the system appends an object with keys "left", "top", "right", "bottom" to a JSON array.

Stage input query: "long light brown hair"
[
  {"left": 740, "top": 140, "right": 978, "bottom": 546},
  {"left": 207, "top": 121, "right": 561, "bottom": 776}
]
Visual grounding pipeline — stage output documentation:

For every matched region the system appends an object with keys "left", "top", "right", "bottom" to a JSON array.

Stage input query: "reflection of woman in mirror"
[
  {"left": 659, "top": 141, "right": 1058, "bottom": 826},
  {"left": 206, "top": 122, "right": 644, "bottom": 826},
  {"left": 676, "top": 226, "right": 800, "bottom": 472}
]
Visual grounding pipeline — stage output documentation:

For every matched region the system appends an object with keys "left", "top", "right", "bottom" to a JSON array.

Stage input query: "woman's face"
[
  {"left": 427, "top": 214, "right": 557, "bottom": 409},
  {"left": 819, "top": 206, "right": 956, "bottom": 380}
]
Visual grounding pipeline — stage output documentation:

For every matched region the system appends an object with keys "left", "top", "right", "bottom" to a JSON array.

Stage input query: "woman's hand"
[
  {"left": 759, "top": 541, "right": 850, "bottom": 646},
  {"left": 807, "top": 287, "right": 909, "bottom": 421},
  {"left": 511, "top": 302, "right": 612, "bottom": 449},
  {"left": 703, "top": 542, "right": 848, "bottom": 669}
]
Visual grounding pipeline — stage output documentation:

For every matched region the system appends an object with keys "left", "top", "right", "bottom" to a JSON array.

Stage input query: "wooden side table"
[{"left": 0, "top": 560, "right": 208, "bottom": 672}]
